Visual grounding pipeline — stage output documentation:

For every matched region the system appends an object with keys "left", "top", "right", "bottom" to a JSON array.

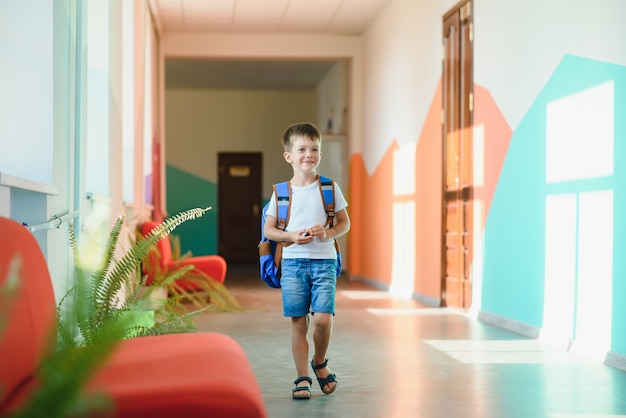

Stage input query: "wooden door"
[
  {"left": 218, "top": 153, "right": 262, "bottom": 263},
  {"left": 442, "top": 0, "right": 473, "bottom": 309}
]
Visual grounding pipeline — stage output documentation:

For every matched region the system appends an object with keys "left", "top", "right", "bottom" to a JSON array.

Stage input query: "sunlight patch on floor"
[
  {"left": 366, "top": 308, "right": 461, "bottom": 316},
  {"left": 426, "top": 339, "right": 556, "bottom": 351},
  {"left": 425, "top": 339, "right": 596, "bottom": 364},
  {"left": 549, "top": 415, "right": 626, "bottom": 418},
  {"left": 340, "top": 290, "right": 395, "bottom": 300}
]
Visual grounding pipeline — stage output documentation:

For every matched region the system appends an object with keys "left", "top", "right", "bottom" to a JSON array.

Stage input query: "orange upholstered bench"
[
  {"left": 0, "top": 216, "right": 266, "bottom": 418},
  {"left": 140, "top": 220, "right": 227, "bottom": 290}
]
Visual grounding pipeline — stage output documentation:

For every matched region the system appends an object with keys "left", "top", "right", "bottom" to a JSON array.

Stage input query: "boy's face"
[{"left": 284, "top": 136, "right": 322, "bottom": 174}]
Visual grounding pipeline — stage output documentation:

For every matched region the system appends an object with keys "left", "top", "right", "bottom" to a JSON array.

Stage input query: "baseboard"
[
  {"left": 604, "top": 351, "right": 626, "bottom": 372},
  {"left": 411, "top": 292, "right": 440, "bottom": 307},
  {"left": 477, "top": 310, "right": 541, "bottom": 339},
  {"left": 349, "top": 275, "right": 441, "bottom": 307},
  {"left": 479, "top": 312, "right": 626, "bottom": 370},
  {"left": 349, "top": 275, "right": 388, "bottom": 291}
]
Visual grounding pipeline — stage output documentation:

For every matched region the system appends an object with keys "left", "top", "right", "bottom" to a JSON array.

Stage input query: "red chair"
[
  {"left": 0, "top": 216, "right": 266, "bottom": 418},
  {"left": 140, "top": 221, "right": 227, "bottom": 290}
]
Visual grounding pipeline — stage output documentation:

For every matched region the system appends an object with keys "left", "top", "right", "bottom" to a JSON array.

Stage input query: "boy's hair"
[{"left": 282, "top": 122, "right": 322, "bottom": 151}]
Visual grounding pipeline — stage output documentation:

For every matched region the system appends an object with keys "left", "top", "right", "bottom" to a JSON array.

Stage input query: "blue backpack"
[{"left": 258, "top": 175, "right": 342, "bottom": 288}]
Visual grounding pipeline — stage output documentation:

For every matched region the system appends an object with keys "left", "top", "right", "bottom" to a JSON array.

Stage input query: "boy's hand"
[
  {"left": 292, "top": 229, "right": 314, "bottom": 245},
  {"left": 307, "top": 224, "right": 328, "bottom": 240}
]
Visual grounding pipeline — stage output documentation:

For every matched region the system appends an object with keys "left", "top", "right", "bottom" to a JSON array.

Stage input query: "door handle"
[{"left": 253, "top": 204, "right": 259, "bottom": 216}]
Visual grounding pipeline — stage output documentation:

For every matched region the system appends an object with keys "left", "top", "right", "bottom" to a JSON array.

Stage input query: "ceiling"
[{"left": 154, "top": 0, "right": 391, "bottom": 89}]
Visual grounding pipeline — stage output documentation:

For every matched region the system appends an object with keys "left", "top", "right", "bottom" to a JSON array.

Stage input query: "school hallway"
[{"left": 193, "top": 264, "right": 626, "bottom": 418}]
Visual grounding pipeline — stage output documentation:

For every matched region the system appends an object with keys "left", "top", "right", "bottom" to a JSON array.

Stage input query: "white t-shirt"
[{"left": 265, "top": 179, "right": 348, "bottom": 260}]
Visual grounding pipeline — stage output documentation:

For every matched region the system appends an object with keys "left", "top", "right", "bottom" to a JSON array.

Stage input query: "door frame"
[
  {"left": 441, "top": 0, "right": 474, "bottom": 309},
  {"left": 217, "top": 152, "right": 263, "bottom": 263}
]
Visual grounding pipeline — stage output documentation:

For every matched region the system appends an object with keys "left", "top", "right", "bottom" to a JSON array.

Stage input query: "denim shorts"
[{"left": 280, "top": 258, "right": 337, "bottom": 317}]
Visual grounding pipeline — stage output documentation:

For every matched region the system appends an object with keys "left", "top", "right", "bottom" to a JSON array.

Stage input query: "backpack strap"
[
  {"left": 318, "top": 175, "right": 335, "bottom": 227},
  {"left": 318, "top": 176, "right": 341, "bottom": 267},
  {"left": 273, "top": 182, "right": 292, "bottom": 264},
  {"left": 273, "top": 181, "right": 291, "bottom": 231},
  {"left": 275, "top": 176, "right": 334, "bottom": 230}
]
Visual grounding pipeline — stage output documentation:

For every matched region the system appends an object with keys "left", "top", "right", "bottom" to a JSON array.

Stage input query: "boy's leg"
[
  {"left": 309, "top": 259, "right": 338, "bottom": 394},
  {"left": 292, "top": 314, "right": 311, "bottom": 396},
  {"left": 312, "top": 313, "right": 336, "bottom": 393}
]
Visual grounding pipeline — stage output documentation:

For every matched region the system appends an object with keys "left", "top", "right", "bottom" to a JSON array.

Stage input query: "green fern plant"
[
  {"left": 12, "top": 322, "right": 121, "bottom": 418},
  {"left": 1, "top": 258, "right": 120, "bottom": 418},
  {"left": 57, "top": 207, "right": 216, "bottom": 349}
]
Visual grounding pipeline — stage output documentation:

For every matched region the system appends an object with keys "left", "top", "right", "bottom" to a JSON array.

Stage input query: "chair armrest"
[{"left": 167, "top": 255, "right": 227, "bottom": 284}]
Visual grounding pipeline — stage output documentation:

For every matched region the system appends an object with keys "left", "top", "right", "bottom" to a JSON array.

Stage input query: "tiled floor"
[{"left": 194, "top": 264, "right": 626, "bottom": 418}]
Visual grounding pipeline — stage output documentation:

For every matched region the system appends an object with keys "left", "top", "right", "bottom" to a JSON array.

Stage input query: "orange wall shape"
[
  {"left": 347, "top": 155, "right": 363, "bottom": 274},
  {"left": 472, "top": 84, "right": 513, "bottom": 231},
  {"left": 348, "top": 141, "right": 399, "bottom": 285},
  {"left": 414, "top": 81, "right": 443, "bottom": 300},
  {"left": 348, "top": 82, "right": 511, "bottom": 299}
]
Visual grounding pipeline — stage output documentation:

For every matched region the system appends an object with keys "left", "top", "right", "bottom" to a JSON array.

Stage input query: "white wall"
[
  {"left": 86, "top": 0, "right": 111, "bottom": 197},
  {"left": 165, "top": 88, "right": 316, "bottom": 198},
  {"left": 0, "top": 0, "right": 54, "bottom": 185},
  {"left": 317, "top": 59, "right": 348, "bottom": 136},
  {"left": 360, "top": 0, "right": 457, "bottom": 175},
  {"left": 475, "top": 0, "right": 626, "bottom": 131}
]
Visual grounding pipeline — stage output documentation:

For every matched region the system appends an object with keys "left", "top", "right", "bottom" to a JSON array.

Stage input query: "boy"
[{"left": 263, "top": 122, "right": 350, "bottom": 400}]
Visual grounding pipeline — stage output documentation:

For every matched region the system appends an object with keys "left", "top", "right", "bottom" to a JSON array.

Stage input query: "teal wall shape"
[
  {"left": 481, "top": 55, "right": 626, "bottom": 356},
  {"left": 611, "top": 63, "right": 626, "bottom": 355},
  {"left": 166, "top": 164, "right": 218, "bottom": 256},
  {"left": 482, "top": 106, "right": 547, "bottom": 327}
]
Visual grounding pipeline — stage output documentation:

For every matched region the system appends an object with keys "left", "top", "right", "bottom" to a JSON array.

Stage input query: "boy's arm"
[
  {"left": 306, "top": 208, "right": 351, "bottom": 241},
  {"left": 264, "top": 214, "right": 314, "bottom": 245},
  {"left": 325, "top": 208, "right": 350, "bottom": 241}
]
